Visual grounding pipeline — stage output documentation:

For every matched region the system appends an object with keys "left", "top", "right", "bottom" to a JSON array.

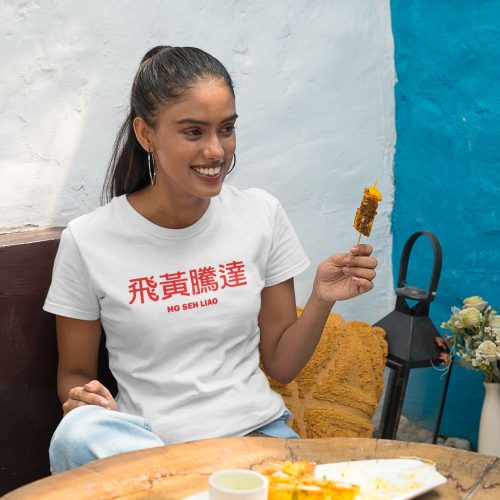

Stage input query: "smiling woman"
[
  {"left": 43, "top": 45, "right": 378, "bottom": 474},
  {"left": 130, "top": 79, "right": 238, "bottom": 229},
  {"left": 103, "top": 46, "right": 238, "bottom": 229}
]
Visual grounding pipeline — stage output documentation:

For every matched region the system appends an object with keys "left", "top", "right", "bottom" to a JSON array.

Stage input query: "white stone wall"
[{"left": 0, "top": 0, "right": 396, "bottom": 322}]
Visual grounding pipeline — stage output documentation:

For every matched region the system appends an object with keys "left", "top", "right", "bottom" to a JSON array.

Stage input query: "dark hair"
[{"left": 101, "top": 46, "right": 234, "bottom": 203}]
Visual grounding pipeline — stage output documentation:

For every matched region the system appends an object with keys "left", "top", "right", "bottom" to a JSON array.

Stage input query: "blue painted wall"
[{"left": 390, "top": 0, "right": 500, "bottom": 448}]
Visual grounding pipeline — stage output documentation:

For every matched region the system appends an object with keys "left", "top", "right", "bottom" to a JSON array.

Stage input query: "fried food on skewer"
[{"left": 353, "top": 180, "right": 382, "bottom": 244}]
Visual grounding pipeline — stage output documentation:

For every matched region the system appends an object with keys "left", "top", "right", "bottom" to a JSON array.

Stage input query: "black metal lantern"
[{"left": 374, "top": 231, "right": 452, "bottom": 443}]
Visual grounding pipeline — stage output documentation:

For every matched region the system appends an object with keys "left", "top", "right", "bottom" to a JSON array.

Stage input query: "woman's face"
[{"left": 141, "top": 78, "right": 237, "bottom": 204}]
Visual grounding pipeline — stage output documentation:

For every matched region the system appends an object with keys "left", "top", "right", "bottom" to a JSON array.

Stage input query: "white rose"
[
  {"left": 459, "top": 307, "right": 482, "bottom": 328},
  {"left": 463, "top": 296, "right": 488, "bottom": 311},
  {"left": 476, "top": 340, "right": 498, "bottom": 363},
  {"left": 489, "top": 314, "right": 500, "bottom": 329}
]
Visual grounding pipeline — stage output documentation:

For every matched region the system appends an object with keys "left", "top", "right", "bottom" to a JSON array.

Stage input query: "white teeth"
[{"left": 193, "top": 166, "right": 221, "bottom": 177}]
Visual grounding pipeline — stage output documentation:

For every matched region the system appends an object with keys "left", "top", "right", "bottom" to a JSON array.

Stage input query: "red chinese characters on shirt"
[
  {"left": 128, "top": 261, "right": 247, "bottom": 304},
  {"left": 190, "top": 266, "right": 219, "bottom": 295},
  {"left": 128, "top": 276, "right": 160, "bottom": 304},
  {"left": 219, "top": 261, "right": 248, "bottom": 289},
  {"left": 159, "top": 271, "right": 190, "bottom": 300}
]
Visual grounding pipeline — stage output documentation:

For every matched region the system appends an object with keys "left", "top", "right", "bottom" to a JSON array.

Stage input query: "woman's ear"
[{"left": 133, "top": 117, "right": 154, "bottom": 153}]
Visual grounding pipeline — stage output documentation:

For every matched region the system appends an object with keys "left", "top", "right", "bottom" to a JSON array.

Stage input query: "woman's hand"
[
  {"left": 62, "top": 380, "right": 117, "bottom": 416},
  {"left": 313, "top": 244, "right": 377, "bottom": 304}
]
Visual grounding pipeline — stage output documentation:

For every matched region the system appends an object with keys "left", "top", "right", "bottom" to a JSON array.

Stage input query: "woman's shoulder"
[{"left": 66, "top": 195, "right": 126, "bottom": 236}]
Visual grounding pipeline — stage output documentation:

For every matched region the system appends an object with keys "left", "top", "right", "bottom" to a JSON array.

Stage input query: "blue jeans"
[{"left": 49, "top": 405, "right": 298, "bottom": 473}]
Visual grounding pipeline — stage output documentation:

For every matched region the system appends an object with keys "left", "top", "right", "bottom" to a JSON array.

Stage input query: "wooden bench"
[
  {"left": 0, "top": 228, "right": 117, "bottom": 495},
  {"left": 0, "top": 229, "right": 63, "bottom": 494}
]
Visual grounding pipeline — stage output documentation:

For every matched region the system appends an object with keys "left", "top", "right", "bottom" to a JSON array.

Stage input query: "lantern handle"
[{"left": 396, "top": 231, "right": 442, "bottom": 302}]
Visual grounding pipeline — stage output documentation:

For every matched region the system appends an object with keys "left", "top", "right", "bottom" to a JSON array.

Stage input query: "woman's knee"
[
  {"left": 50, "top": 404, "right": 163, "bottom": 470},
  {"left": 49, "top": 405, "right": 107, "bottom": 473},
  {"left": 50, "top": 405, "right": 106, "bottom": 452}
]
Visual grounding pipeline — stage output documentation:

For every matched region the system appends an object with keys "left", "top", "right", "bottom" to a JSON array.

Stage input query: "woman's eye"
[{"left": 221, "top": 124, "right": 235, "bottom": 134}]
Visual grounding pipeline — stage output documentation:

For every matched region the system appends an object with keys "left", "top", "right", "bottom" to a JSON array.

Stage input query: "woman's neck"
[{"left": 127, "top": 185, "right": 211, "bottom": 229}]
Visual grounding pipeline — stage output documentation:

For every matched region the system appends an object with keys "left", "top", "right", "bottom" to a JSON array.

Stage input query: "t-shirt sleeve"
[
  {"left": 43, "top": 227, "right": 100, "bottom": 320},
  {"left": 265, "top": 199, "right": 310, "bottom": 287}
]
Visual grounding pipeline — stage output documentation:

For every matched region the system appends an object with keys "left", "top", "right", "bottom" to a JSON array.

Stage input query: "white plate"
[{"left": 315, "top": 459, "right": 447, "bottom": 499}]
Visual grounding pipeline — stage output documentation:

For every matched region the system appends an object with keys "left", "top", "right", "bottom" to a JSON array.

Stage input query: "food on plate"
[
  {"left": 314, "top": 458, "right": 448, "bottom": 499},
  {"left": 353, "top": 180, "right": 382, "bottom": 239},
  {"left": 262, "top": 460, "right": 359, "bottom": 499}
]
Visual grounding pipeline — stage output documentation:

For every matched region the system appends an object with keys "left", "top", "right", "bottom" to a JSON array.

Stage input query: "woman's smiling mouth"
[{"left": 191, "top": 165, "right": 223, "bottom": 177}]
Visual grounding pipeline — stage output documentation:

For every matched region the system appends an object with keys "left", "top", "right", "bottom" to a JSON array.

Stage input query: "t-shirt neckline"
[{"left": 116, "top": 192, "right": 220, "bottom": 240}]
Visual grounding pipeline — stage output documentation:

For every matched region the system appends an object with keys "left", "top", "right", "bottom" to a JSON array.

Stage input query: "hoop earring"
[
  {"left": 227, "top": 153, "right": 236, "bottom": 175},
  {"left": 148, "top": 151, "right": 157, "bottom": 186}
]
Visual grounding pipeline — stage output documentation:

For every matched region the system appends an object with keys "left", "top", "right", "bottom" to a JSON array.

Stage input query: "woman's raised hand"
[
  {"left": 62, "top": 380, "right": 117, "bottom": 416},
  {"left": 313, "top": 244, "right": 377, "bottom": 304}
]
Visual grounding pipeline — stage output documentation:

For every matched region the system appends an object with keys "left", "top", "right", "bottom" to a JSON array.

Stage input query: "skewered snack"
[
  {"left": 353, "top": 180, "right": 382, "bottom": 242},
  {"left": 262, "top": 461, "right": 359, "bottom": 499}
]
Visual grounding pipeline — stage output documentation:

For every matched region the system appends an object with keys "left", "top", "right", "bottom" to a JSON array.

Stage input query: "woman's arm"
[
  {"left": 259, "top": 244, "right": 377, "bottom": 384},
  {"left": 56, "top": 316, "right": 116, "bottom": 414}
]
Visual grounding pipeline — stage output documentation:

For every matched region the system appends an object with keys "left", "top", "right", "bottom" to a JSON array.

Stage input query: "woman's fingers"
[
  {"left": 318, "top": 247, "right": 378, "bottom": 301},
  {"left": 84, "top": 380, "right": 113, "bottom": 399},
  {"left": 343, "top": 266, "right": 377, "bottom": 281},
  {"left": 63, "top": 393, "right": 104, "bottom": 415},
  {"left": 62, "top": 380, "right": 117, "bottom": 416},
  {"left": 350, "top": 244, "right": 373, "bottom": 256},
  {"left": 84, "top": 380, "right": 117, "bottom": 409},
  {"left": 68, "top": 385, "right": 111, "bottom": 408},
  {"left": 83, "top": 379, "right": 107, "bottom": 395},
  {"left": 343, "top": 254, "right": 378, "bottom": 270},
  {"left": 62, "top": 398, "right": 88, "bottom": 415},
  {"left": 351, "top": 276, "right": 375, "bottom": 293}
]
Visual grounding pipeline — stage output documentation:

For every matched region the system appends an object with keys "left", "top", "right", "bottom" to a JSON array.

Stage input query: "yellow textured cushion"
[{"left": 267, "top": 308, "right": 387, "bottom": 438}]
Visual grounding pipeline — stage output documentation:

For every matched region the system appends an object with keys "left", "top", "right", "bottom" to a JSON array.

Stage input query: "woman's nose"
[{"left": 204, "top": 134, "right": 224, "bottom": 160}]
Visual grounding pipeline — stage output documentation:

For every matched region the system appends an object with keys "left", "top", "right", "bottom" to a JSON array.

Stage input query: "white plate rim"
[{"left": 314, "top": 458, "right": 447, "bottom": 500}]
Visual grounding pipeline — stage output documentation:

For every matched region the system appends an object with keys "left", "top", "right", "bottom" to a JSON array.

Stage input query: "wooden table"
[{"left": 5, "top": 437, "right": 500, "bottom": 499}]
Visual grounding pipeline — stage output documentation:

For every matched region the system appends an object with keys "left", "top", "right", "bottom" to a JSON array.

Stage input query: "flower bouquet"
[{"left": 439, "top": 296, "right": 500, "bottom": 383}]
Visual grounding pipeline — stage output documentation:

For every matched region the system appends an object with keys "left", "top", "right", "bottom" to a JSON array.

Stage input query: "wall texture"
[
  {"left": 391, "top": 0, "right": 500, "bottom": 448},
  {"left": 0, "top": 0, "right": 396, "bottom": 322}
]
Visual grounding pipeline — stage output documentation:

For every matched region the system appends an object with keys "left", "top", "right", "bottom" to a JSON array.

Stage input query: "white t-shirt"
[{"left": 44, "top": 184, "right": 310, "bottom": 444}]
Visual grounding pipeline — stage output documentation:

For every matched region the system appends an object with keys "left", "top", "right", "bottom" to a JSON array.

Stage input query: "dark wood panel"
[
  {"left": 0, "top": 229, "right": 64, "bottom": 495},
  {"left": 0, "top": 227, "right": 117, "bottom": 495}
]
